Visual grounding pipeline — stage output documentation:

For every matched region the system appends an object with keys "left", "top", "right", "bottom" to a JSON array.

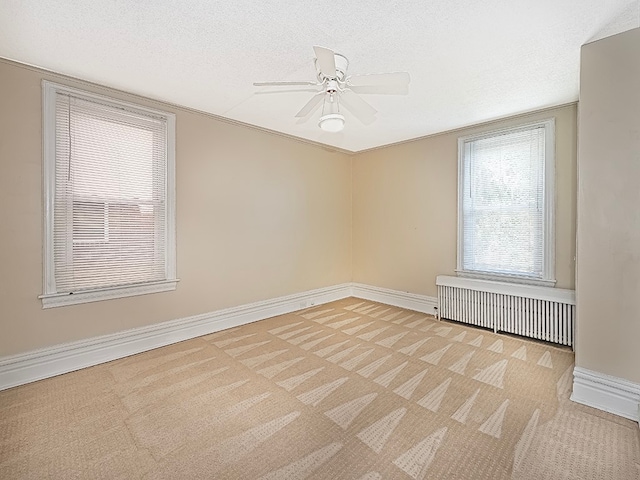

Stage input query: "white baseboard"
[
  {"left": 351, "top": 283, "right": 438, "bottom": 316},
  {"left": 571, "top": 366, "right": 640, "bottom": 423},
  {"left": 0, "top": 283, "right": 352, "bottom": 391}
]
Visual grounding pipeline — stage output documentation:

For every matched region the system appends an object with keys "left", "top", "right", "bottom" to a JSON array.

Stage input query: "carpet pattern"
[{"left": 1, "top": 298, "right": 639, "bottom": 479}]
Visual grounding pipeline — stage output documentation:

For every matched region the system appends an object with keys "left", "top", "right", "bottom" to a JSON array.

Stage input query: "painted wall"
[
  {"left": 0, "top": 60, "right": 352, "bottom": 356},
  {"left": 352, "top": 105, "right": 577, "bottom": 297},
  {"left": 576, "top": 28, "right": 640, "bottom": 384}
]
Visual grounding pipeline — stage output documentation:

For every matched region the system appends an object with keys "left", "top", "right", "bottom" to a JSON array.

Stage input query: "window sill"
[
  {"left": 455, "top": 270, "right": 556, "bottom": 287},
  {"left": 39, "top": 279, "right": 179, "bottom": 309}
]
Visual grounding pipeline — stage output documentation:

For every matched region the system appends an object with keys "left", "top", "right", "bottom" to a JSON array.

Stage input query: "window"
[
  {"left": 40, "top": 81, "right": 177, "bottom": 308},
  {"left": 457, "top": 119, "right": 555, "bottom": 285}
]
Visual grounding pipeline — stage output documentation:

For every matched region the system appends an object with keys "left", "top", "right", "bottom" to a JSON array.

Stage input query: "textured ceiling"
[{"left": 1, "top": 1, "right": 639, "bottom": 153}]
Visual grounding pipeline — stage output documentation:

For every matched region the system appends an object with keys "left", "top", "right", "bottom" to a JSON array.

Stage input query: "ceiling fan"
[{"left": 254, "top": 46, "right": 410, "bottom": 132}]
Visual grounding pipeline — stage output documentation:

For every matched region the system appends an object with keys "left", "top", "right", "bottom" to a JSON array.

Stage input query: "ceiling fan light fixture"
[{"left": 318, "top": 113, "right": 345, "bottom": 132}]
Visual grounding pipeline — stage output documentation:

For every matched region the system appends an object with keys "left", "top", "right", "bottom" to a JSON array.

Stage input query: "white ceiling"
[{"left": 1, "top": 1, "right": 638, "bottom": 153}]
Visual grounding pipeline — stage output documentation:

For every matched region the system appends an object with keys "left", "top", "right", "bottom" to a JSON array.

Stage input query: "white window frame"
[
  {"left": 40, "top": 81, "right": 178, "bottom": 308},
  {"left": 456, "top": 118, "right": 556, "bottom": 286}
]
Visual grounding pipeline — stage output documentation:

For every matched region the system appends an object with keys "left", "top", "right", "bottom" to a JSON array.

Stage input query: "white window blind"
[
  {"left": 41, "top": 82, "right": 176, "bottom": 307},
  {"left": 458, "top": 120, "right": 555, "bottom": 283}
]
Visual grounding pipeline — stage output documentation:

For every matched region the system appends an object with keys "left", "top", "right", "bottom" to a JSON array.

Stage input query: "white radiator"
[{"left": 436, "top": 276, "right": 575, "bottom": 346}]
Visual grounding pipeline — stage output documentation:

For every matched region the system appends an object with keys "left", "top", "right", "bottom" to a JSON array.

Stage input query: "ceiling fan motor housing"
[
  {"left": 316, "top": 53, "right": 349, "bottom": 82},
  {"left": 325, "top": 79, "right": 339, "bottom": 94}
]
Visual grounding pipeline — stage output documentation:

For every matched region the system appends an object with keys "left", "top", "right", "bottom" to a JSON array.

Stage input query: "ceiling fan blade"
[
  {"left": 313, "top": 46, "right": 337, "bottom": 77},
  {"left": 339, "top": 90, "right": 377, "bottom": 125},
  {"left": 255, "top": 88, "right": 321, "bottom": 96},
  {"left": 254, "top": 81, "right": 318, "bottom": 86},
  {"left": 350, "top": 84, "right": 409, "bottom": 95},
  {"left": 347, "top": 72, "right": 410, "bottom": 88},
  {"left": 295, "top": 92, "right": 325, "bottom": 118}
]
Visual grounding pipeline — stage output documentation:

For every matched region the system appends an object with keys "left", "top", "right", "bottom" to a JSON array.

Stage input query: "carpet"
[{"left": 1, "top": 298, "right": 639, "bottom": 479}]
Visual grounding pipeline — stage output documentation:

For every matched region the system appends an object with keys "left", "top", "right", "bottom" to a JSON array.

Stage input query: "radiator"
[{"left": 436, "top": 276, "right": 575, "bottom": 346}]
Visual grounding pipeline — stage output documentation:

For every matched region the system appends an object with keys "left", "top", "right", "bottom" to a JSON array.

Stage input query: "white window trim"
[
  {"left": 456, "top": 118, "right": 556, "bottom": 286},
  {"left": 39, "top": 81, "right": 178, "bottom": 308}
]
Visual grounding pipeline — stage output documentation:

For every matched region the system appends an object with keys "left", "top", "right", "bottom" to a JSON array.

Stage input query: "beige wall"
[
  {"left": 0, "top": 60, "right": 352, "bottom": 356},
  {"left": 352, "top": 105, "right": 577, "bottom": 297},
  {"left": 0, "top": 58, "right": 583, "bottom": 360},
  {"left": 576, "top": 28, "right": 640, "bottom": 384}
]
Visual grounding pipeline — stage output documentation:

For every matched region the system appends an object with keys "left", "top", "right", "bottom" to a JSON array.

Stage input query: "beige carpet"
[{"left": 1, "top": 298, "right": 639, "bottom": 479}]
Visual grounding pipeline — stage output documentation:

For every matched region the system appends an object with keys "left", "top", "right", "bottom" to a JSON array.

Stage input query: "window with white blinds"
[
  {"left": 41, "top": 81, "right": 176, "bottom": 308},
  {"left": 457, "top": 119, "right": 555, "bottom": 285}
]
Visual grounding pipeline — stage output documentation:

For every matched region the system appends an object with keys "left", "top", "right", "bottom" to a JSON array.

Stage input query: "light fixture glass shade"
[{"left": 318, "top": 113, "right": 345, "bottom": 132}]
